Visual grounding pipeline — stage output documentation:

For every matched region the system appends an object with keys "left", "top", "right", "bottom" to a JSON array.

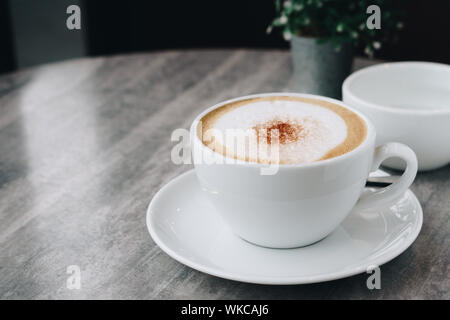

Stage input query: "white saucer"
[{"left": 146, "top": 169, "right": 423, "bottom": 285}]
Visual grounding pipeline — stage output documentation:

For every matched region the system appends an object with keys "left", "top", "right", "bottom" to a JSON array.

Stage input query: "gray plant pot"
[{"left": 291, "top": 35, "right": 353, "bottom": 99}]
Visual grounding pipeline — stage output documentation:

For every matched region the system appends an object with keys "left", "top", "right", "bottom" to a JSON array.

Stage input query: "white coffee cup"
[
  {"left": 343, "top": 61, "right": 450, "bottom": 171},
  {"left": 191, "top": 93, "right": 418, "bottom": 248}
]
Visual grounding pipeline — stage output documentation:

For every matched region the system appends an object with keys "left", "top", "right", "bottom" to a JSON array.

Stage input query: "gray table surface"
[{"left": 0, "top": 50, "right": 448, "bottom": 300}]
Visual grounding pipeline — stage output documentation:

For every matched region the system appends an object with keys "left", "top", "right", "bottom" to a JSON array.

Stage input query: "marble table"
[{"left": 0, "top": 50, "right": 448, "bottom": 299}]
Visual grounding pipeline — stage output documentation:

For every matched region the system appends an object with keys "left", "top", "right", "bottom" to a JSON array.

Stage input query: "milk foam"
[{"left": 210, "top": 99, "right": 348, "bottom": 164}]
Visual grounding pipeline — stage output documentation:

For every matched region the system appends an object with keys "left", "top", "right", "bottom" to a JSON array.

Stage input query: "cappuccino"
[{"left": 199, "top": 96, "right": 367, "bottom": 164}]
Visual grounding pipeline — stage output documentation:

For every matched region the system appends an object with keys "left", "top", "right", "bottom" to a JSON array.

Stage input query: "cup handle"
[{"left": 356, "top": 142, "right": 418, "bottom": 210}]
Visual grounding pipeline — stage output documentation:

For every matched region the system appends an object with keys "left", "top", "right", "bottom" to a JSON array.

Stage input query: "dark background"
[{"left": 1, "top": 0, "right": 449, "bottom": 74}]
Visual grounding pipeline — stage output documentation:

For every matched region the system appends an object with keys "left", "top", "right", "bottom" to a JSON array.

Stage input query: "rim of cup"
[
  {"left": 342, "top": 61, "right": 450, "bottom": 116},
  {"left": 190, "top": 92, "right": 376, "bottom": 169}
]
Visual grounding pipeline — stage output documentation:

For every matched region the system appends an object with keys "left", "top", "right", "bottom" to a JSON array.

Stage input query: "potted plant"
[{"left": 268, "top": 0, "right": 403, "bottom": 98}]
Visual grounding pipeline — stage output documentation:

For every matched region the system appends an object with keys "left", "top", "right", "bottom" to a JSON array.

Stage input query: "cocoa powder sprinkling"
[{"left": 253, "top": 119, "right": 305, "bottom": 145}]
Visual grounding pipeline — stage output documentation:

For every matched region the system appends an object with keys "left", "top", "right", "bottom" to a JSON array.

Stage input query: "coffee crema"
[{"left": 198, "top": 96, "right": 367, "bottom": 164}]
